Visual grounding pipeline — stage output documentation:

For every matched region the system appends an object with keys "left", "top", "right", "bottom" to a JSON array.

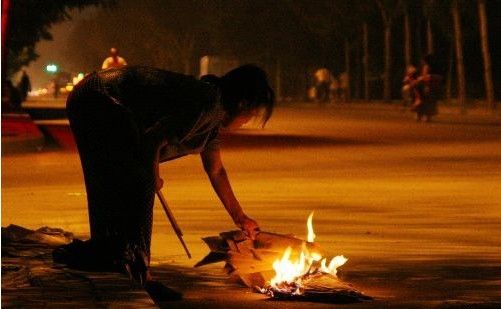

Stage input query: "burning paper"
[
  {"left": 196, "top": 212, "right": 371, "bottom": 303},
  {"left": 266, "top": 212, "right": 348, "bottom": 296}
]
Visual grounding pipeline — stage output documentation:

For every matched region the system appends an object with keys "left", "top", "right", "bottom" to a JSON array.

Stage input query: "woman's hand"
[
  {"left": 155, "top": 176, "right": 164, "bottom": 191},
  {"left": 236, "top": 215, "right": 260, "bottom": 240}
]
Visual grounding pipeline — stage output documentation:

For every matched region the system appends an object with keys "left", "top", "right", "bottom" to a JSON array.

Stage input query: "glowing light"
[
  {"left": 29, "top": 88, "right": 49, "bottom": 96},
  {"left": 268, "top": 212, "right": 347, "bottom": 294},
  {"left": 46, "top": 64, "right": 58, "bottom": 73},
  {"left": 72, "top": 73, "right": 85, "bottom": 86}
]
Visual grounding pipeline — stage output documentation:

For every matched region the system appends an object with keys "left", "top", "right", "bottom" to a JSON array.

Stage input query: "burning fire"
[{"left": 268, "top": 212, "right": 347, "bottom": 295}]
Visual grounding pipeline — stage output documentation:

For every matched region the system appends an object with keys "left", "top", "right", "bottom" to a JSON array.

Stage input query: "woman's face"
[{"left": 223, "top": 109, "right": 259, "bottom": 130}]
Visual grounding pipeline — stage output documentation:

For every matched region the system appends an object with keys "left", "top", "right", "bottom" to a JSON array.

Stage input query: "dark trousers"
[{"left": 66, "top": 87, "right": 155, "bottom": 264}]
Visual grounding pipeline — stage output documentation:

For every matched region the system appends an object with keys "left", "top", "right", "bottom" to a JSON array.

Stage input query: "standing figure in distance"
[
  {"left": 18, "top": 70, "right": 32, "bottom": 102},
  {"left": 102, "top": 47, "right": 128, "bottom": 70},
  {"left": 411, "top": 55, "right": 443, "bottom": 122}
]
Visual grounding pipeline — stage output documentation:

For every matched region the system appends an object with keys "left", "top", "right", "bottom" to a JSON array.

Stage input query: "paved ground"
[{"left": 2, "top": 103, "right": 501, "bottom": 307}]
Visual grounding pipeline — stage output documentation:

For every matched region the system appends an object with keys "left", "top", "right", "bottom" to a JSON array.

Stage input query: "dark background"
[{"left": 5, "top": 0, "right": 501, "bottom": 101}]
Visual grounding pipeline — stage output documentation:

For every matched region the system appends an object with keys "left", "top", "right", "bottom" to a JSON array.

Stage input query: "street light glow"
[{"left": 46, "top": 64, "right": 58, "bottom": 73}]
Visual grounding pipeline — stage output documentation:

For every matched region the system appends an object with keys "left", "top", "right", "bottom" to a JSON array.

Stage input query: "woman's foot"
[
  {"left": 54, "top": 239, "right": 152, "bottom": 286},
  {"left": 52, "top": 239, "right": 116, "bottom": 271},
  {"left": 120, "top": 247, "right": 150, "bottom": 286},
  {"left": 144, "top": 280, "right": 183, "bottom": 301}
]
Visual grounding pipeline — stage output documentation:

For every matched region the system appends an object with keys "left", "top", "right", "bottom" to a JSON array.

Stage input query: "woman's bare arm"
[{"left": 200, "top": 148, "right": 259, "bottom": 238}]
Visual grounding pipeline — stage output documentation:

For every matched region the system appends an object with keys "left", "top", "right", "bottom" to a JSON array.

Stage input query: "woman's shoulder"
[
  {"left": 125, "top": 66, "right": 212, "bottom": 91},
  {"left": 125, "top": 66, "right": 189, "bottom": 82},
  {"left": 105, "top": 65, "right": 218, "bottom": 107}
]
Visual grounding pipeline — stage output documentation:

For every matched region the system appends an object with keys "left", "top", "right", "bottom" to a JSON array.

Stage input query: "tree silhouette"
[{"left": 3, "top": 0, "right": 111, "bottom": 78}]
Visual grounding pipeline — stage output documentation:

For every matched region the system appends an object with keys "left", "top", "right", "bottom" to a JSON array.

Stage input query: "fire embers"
[
  {"left": 196, "top": 212, "right": 371, "bottom": 303},
  {"left": 264, "top": 272, "right": 372, "bottom": 303}
]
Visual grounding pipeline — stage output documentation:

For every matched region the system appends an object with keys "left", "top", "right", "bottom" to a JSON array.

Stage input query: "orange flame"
[
  {"left": 269, "top": 212, "right": 347, "bottom": 293},
  {"left": 307, "top": 212, "right": 316, "bottom": 243}
]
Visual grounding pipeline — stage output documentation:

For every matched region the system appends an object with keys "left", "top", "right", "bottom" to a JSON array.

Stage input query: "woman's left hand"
[
  {"left": 155, "top": 176, "right": 164, "bottom": 191},
  {"left": 237, "top": 215, "right": 260, "bottom": 240}
]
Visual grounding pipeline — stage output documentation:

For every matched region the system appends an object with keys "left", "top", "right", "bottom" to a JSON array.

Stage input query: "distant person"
[
  {"left": 307, "top": 85, "right": 317, "bottom": 102},
  {"left": 18, "top": 70, "right": 32, "bottom": 102},
  {"left": 101, "top": 47, "right": 127, "bottom": 69},
  {"left": 314, "top": 67, "right": 331, "bottom": 103},
  {"left": 329, "top": 75, "right": 340, "bottom": 103},
  {"left": 401, "top": 65, "right": 420, "bottom": 109},
  {"left": 53, "top": 79, "right": 60, "bottom": 99},
  {"left": 55, "top": 65, "right": 274, "bottom": 286},
  {"left": 410, "top": 55, "right": 443, "bottom": 122},
  {"left": 339, "top": 72, "right": 349, "bottom": 102},
  {"left": 2, "top": 80, "right": 22, "bottom": 112}
]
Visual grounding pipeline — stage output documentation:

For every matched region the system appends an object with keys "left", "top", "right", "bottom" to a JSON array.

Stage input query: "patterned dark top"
[{"left": 96, "top": 66, "right": 225, "bottom": 162}]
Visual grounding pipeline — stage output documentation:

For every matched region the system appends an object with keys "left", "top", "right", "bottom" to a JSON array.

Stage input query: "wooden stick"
[{"left": 156, "top": 190, "right": 191, "bottom": 259}]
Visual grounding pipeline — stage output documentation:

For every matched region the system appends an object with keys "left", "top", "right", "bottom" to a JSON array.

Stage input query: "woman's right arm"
[{"left": 200, "top": 147, "right": 260, "bottom": 239}]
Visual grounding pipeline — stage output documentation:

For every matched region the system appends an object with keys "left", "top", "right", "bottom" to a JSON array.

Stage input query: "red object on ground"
[
  {"left": 2, "top": 0, "right": 10, "bottom": 71},
  {"left": 2, "top": 113, "right": 45, "bottom": 152},
  {"left": 2, "top": 113, "right": 42, "bottom": 137},
  {"left": 34, "top": 119, "right": 76, "bottom": 150}
]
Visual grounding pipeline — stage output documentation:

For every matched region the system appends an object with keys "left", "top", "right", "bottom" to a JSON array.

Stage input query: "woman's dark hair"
[
  {"left": 200, "top": 74, "right": 220, "bottom": 86},
  {"left": 214, "top": 64, "right": 275, "bottom": 125}
]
